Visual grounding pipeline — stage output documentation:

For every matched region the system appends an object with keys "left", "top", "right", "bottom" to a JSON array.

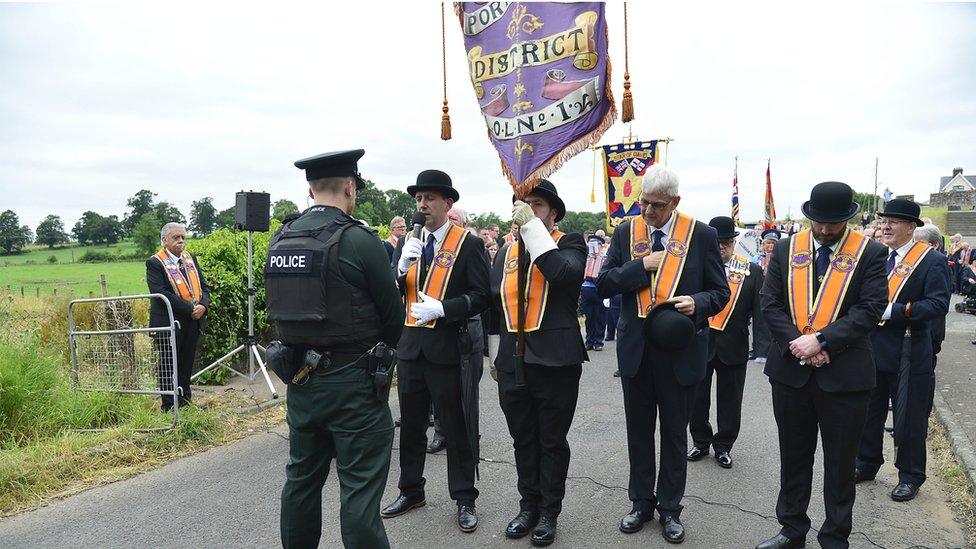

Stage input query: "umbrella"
[
  {"left": 459, "top": 316, "right": 482, "bottom": 479},
  {"left": 893, "top": 328, "right": 912, "bottom": 447}
]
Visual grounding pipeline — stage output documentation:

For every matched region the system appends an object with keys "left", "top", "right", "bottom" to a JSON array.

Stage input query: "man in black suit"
[
  {"left": 381, "top": 170, "right": 489, "bottom": 533},
  {"left": 689, "top": 217, "right": 763, "bottom": 469},
  {"left": 756, "top": 182, "right": 888, "bottom": 549},
  {"left": 854, "top": 200, "right": 950, "bottom": 503},
  {"left": 146, "top": 222, "right": 211, "bottom": 411},
  {"left": 487, "top": 180, "right": 587, "bottom": 546},
  {"left": 597, "top": 165, "right": 729, "bottom": 544}
]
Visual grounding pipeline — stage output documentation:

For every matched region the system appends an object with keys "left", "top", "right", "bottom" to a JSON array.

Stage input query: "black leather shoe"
[
  {"left": 852, "top": 467, "right": 876, "bottom": 483},
  {"left": 457, "top": 504, "right": 478, "bottom": 532},
  {"left": 748, "top": 350, "right": 757, "bottom": 360},
  {"left": 755, "top": 533, "right": 805, "bottom": 548},
  {"left": 593, "top": 344, "right": 604, "bottom": 351},
  {"left": 715, "top": 451, "right": 733, "bottom": 469},
  {"left": 505, "top": 510, "right": 539, "bottom": 539},
  {"left": 619, "top": 508, "right": 653, "bottom": 533},
  {"left": 687, "top": 446, "right": 709, "bottom": 461},
  {"left": 380, "top": 494, "right": 426, "bottom": 518},
  {"left": 613, "top": 370, "right": 621, "bottom": 377},
  {"left": 891, "top": 482, "right": 919, "bottom": 502},
  {"left": 585, "top": 344, "right": 594, "bottom": 350},
  {"left": 660, "top": 516, "right": 685, "bottom": 544},
  {"left": 531, "top": 515, "right": 557, "bottom": 546},
  {"left": 427, "top": 436, "right": 446, "bottom": 454}
]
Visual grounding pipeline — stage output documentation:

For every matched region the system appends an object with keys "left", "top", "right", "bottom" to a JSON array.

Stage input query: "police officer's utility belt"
[{"left": 266, "top": 340, "right": 396, "bottom": 401}]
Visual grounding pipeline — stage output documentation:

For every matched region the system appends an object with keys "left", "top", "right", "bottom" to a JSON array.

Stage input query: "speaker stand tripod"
[{"left": 191, "top": 230, "right": 278, "bottom": 399}]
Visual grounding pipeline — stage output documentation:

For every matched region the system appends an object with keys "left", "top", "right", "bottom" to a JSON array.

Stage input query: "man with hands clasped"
[
  {"left": 488, "top": 180, "right": 587, "bottom": 547},
  {"left": 383, "top": 170, "right": 489, "bottom": 533}
]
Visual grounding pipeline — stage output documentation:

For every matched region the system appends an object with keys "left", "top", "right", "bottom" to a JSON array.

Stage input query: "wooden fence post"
[
  {"left": 99, "top": 275, "right": 108, "bottom": 298},
  {"left": 36, "top": 288, "right": 40, "bottom": 298},
  {"left": 21, "top": 286, "right": 25, "bottom": 298}
]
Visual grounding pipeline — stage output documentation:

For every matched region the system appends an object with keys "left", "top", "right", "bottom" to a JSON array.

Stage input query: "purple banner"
[{"left": 457, "top": 2, "right": 616, "bottom": 196}]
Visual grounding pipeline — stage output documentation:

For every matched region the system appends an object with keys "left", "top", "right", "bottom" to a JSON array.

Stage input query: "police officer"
[
  {"left": 383, "top": 169, "right": 489, "bottom": 533},
  {"left": 268, "top": 149, "right": 405, "bottom": 549}
]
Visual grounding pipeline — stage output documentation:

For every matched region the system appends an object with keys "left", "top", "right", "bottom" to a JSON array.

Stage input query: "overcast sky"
[{"left": 2, "top": 2, "right": 974, "bottom": 232}]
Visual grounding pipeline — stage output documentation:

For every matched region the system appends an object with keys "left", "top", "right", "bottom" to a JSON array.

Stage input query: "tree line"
[{"left": 0, "top": 180, "right": 608, "bottom": 256}]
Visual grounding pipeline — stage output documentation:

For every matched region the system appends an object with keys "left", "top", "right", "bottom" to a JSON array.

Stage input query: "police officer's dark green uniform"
[{"left": 268, "top": 149, "right": 404, "bottom": 549}]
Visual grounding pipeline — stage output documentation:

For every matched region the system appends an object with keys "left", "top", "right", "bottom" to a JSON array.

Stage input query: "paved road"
[
  {"left": 936, "top": 296, "right": 976, "bottom": 451},
  {"left": 0, "top": 341, "right": 968, "bottom": 548}
]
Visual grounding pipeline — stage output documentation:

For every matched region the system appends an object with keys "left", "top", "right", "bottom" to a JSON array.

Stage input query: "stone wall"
[{"left": 929, "top": 190, "right": 976, "bottom": 209}]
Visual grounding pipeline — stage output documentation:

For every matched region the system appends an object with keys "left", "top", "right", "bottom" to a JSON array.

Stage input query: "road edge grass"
[{"left": 930, "top": 415, "right": 976, "bottom": 547}]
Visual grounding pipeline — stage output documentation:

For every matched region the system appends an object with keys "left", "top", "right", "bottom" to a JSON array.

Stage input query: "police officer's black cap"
[
  {"left": 761, "top": 228, "right": 782, "bottom": 241},
  {"left": 512, "top": 179, "right": 566, "bottom": 223},
  {"left": 641, "top": 301, "right": 695, "bottom": 351},
  {"left": 294, "top": 149, "right": 366, "bottom": 190},
  {"left": 407, "top": 169, "right": 459, "bottom": 202},
  {"left": 876, "top": 198, "right": 924, "bottom": 227},
  {"left": 708, "top": 216, "right": 739, "bottom": 239}
]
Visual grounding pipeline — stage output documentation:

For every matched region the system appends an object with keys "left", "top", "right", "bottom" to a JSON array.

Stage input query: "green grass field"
[
  {"left": 0, "top": 241, "right": 140, "bottom": 266},
  {"left": 0, "top": 261, "right": 147, "bottom": 297},
  {"left": 920, "top": 206, "right": 948, "bottom": 233}
]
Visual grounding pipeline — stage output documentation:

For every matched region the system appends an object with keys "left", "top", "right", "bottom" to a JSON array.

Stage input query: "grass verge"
[{"left": 929, "top": 415, "right": 976, "bottom": 546}]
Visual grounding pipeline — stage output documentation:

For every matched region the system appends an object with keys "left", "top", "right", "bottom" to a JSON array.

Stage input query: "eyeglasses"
[
  {"left": 718, "top": 239, "right": 736, "bottom": 248},
  {"left": 639, "top": 197, "right": 674, "bottom": 211},
  {"left": 876, "top": 218, "right": 908, "bottom": 228}
]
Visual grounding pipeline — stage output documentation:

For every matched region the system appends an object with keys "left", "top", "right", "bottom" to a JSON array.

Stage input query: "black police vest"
[{"left": 264, "top": 213, "right": 382, "bottom": 347}]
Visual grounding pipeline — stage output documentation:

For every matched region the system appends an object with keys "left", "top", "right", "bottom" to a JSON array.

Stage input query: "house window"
[{"left": 955, "top": 185, "right": 965, "bottom": 191}]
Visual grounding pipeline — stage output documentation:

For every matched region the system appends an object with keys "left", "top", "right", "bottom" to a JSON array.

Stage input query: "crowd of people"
[{"left": 146, "top": 148, "right": 968, "bottom": 549}]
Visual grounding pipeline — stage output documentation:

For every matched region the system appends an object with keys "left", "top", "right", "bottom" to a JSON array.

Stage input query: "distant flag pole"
[
  {"left": 764, "top": 158, "right": 777, "bottom": 227},
  {"left": 731, "top": 156, "right": 740, "bottom": 225}
]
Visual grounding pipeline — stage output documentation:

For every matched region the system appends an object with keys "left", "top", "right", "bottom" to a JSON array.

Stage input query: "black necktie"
[
  {"left": 886, "top": 250, "right": 898, "bottom": 274},
  {"left": 421, "top": 234, "right": 436, "bottom": 277},
  {"left": 814, "top": 246, "right": 831, "bottom": 293},
  {"left": 178, "top": 258, "right": 188, "bottom": 279},
  {"left": 652, "top": 230, "right": 665, "bottom": 252}
]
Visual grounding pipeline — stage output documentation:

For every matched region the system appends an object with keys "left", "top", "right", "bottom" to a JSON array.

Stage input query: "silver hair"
[
  {"left": 160, "top": 222, "right": 186, "bottom": 242},
  {"left": 640, "top": 164, "right": 680, "bottom": 197},
  {"left": 448, "top": 206, "right": 467, "bottom": 220},
  {"left": 913, "top": 224, "right": 942, "bottom": 247}
]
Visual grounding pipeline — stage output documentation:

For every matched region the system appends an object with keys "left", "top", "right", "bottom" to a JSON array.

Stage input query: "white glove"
[
  {"left": 519, "top": 217, "right": 558, "bottom": 263},
  {"left": 512, "top": 200, "right": 536, "bottom": 226},
  {"left": 410, "top": 291, "right": 445, "bottom": 326},
  {"left": 397, "top": 237, "right": 424, "bottom": 276}
]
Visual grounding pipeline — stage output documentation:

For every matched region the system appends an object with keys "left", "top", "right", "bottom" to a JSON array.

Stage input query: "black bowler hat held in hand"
[
  {"left": 642, "top": 301, "right": 696, "bottom": 352},
  {"left": 801, "top": 181, "right": 860, "bottom": 223},
  {"left": 407, "top": 169, "right": 460, "bottom": 202},
  {"left": 876, "top": 198, "right": 924, "bottom": 227},
  {"left": 511, "top": 179, "right": 566, "bottom": 223},
  {"left": 294, "top": 149, "right": 366, "bottom": 190}
]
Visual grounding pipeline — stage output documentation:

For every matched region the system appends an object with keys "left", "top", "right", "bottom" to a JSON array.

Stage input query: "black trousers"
[
  {"left": 770, "top": 379, "right": 870, "bottom": 549},
  {"left": 751, "top": 312, "right": 771, "bottom": 358},
  {"left": 690, "top": 358, "right": 747, "bottom": 453},
  {"left": 155, "top": 321, "right": 199, "bottom": 411},
  {"left": 396, "top": 354, "right": 478, "bottom": 504},
  {"left": 497, "top": 363, "right": 582, "bottom": 518},
  {"left": 580, "top": 285, "right": 606, "bottom": 347},
  {"left": 621, "top": 348, "right": 696, "bottom": 519},
  {"left": 856, "top": 370, "right": 934, "bottom": 486},
  {"left": 606, "top": 295, "right": 621, "bottom": 339}
]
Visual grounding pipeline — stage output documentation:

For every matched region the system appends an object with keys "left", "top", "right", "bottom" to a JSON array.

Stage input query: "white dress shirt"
[{"left": 880, "top": 239, "right": 915, "bottom": 321}]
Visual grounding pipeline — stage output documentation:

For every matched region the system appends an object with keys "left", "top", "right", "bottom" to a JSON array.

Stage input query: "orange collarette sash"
[
  {"left": 154, "top": 249, "right": 203, "bottom": 305},
  {"left": 631, "top": 212, "right": 696, "bottom": 318},
  {"left": 500, "top": 230, "right": 565, "bottom": 332},
  {"left": 879, "top": 241, "right": 932, "bottom": 327},
  {"left": 404, "top": 224, "right": 466, "bottom": 328},
  {"left": 787, "top": 229, "right": 869, "bottom": 334},
  {"left": 708, "top": 255, "right": 750, "bottom": 331}
]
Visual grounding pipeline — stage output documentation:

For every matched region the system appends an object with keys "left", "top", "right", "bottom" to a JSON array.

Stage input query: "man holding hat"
[
  {"left": 597, "top": 165, "right": 729, "bottom": 544},
  {"left": 486, "top": 180, "right": 587, "bottom": 546},
  {"left": 854, "top": 199, "right": 950, "bottom": 502},
  {"left": 750, "top": 227, "right": 781, "bottom": 363},
  {"left": 270, "top": 149, "right": 405, "bottom": 549},
  {"left": 688, "top": 217, "right": 763, "bottom": 469},
  {"left": 756, "top": 181, "right": 888, "bottom": 549},
  {"left": 383, "top": 169, "right": 489, "bottom": 532}
]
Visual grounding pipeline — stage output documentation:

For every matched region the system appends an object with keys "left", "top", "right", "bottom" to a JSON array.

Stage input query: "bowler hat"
[
  {"left": 512, "top": 179, "right": 566, "bottom": 222},
  {"left": 876, "top": 198, "right": 923, "bottom": 227},
  {"left": 407, "top": 169, "right": 460, "bottom": 202},
  {"left": 708, "top": 216, "right": 739, "bottom": 239},
  {"left": 294, "top": 149, "right": 366, "bottom": 189},
  {"left": 801, "top": 181, "right": 860, "bottom": 223},
  {"left": 641, "top": 301, "right": 695, "bottom": 352}
]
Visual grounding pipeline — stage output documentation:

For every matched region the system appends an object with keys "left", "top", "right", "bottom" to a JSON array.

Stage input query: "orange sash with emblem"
[
  {"left": 404, "top": 224, "right": 466, "bottom": 328},
  {"left": 631, "top": 213, "right": 696, "bottom": 318},
  {"left": 879, "top": 241, "right": 932, "bottom": 326},
  {"left": 708, "top": 255, "right": 750, "bottom": 331},
  {"left": 500, "top": 231, "right": 565, "bottom": 332},
  {"left": 154, "top": 250, "right": 203, "bottom": 304},
  {"left": 787, "top": 229, "right": 869, "bottom": 334}
]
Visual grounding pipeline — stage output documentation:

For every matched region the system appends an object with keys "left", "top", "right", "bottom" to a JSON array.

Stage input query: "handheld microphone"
[{"left": 411, "top": 212, "right": 426, "bottom": 240}]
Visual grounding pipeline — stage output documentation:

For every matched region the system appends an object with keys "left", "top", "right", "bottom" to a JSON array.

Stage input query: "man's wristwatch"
[{"left": 815, "top": 332, "right": 828, "bottom": 349}]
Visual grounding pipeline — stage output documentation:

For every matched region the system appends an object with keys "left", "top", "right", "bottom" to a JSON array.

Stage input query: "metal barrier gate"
[{"left": 68, "top": 294, "right": 180, "bottom": 430}]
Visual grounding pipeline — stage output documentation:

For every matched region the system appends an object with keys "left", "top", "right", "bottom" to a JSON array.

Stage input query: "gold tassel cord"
[
  {"left": 440, "top": 2, "right": 452, "bottom": 140},
  {"left": 621, "top": 2, "right": 634, "bottom": 123}
]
